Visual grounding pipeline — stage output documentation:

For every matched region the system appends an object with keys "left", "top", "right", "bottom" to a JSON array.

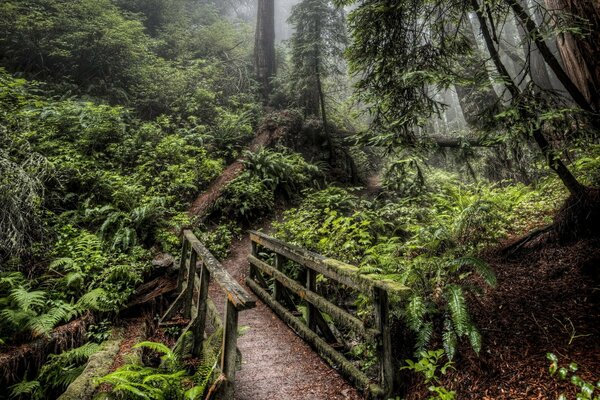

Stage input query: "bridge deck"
[{"left": 211, "top": 235, "right": 363, "bottom": 400}]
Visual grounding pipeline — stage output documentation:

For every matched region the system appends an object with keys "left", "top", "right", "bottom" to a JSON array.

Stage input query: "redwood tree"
[{"left": 255, "top": 0, "right": 276, "bottom": 101}]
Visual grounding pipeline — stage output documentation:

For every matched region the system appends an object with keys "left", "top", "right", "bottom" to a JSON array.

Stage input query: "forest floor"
[
  {"left": 407, "top": 235, "right": 600, "bottom": 399},
  {"left": 212, "top": 224, "right": 363, "bottom": 400}
]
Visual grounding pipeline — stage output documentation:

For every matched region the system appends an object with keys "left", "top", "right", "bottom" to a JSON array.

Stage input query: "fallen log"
[{"left": 0, "top": 313, "right": 93, "bottom": 388}]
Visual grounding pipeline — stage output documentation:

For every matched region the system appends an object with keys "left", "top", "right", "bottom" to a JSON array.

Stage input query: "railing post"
[
  {"left": 374, "top": 287, "right": 394, "bottom": 396},
  {"left": 192, "top": 263, "right": 210, "bottom": 357},
  {"left": 306, "top": 268, "right": 316, "bottom": 331},
  {"left": 183, "top": 250, "right": 198, "bottom": 319},
  {"left": 220, "top": 299, "right": 239, "bottom": 398},
  {"left": 274, "top": 254, "right": 285, "bottom": 302},
  {"left": 249, "top": 241, "right": 258, "bottom": 280},
  {"left": 176, "top": 239, "right": 190, "bottom": 293}
]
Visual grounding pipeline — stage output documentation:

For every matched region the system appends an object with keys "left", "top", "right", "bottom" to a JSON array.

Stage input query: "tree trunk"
[
  {"left": 515, "top": 0, "right": 553, "bottom": 90},
  {"left": 544, "top": 0, "right": 600, "bottom": 110},
  {"left": 507, "top": 0, "right": 595, "bottom": 112},
  {"left": 255, "top": 0, "right": 276, "bottom": 102},
  {"left": 472, "top": 0, "right": 586, "bottom": 196},
  {"left": 454, "top": 15, "right": 501, "bottom": 130}
]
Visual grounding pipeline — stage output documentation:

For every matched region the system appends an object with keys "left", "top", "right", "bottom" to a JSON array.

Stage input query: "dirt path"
[{"left": 213, "top": 234, "right": 364, "bottom": 400}]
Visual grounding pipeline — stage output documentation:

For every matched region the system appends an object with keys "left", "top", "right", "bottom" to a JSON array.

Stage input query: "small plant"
[
  {"left": 547, "top": 353, "right": 600, "bottom": 400},
  {"left": 86, "top": 320, "right": 112, "bottom": 343},
  {"left": 97, "top": 341, "right": 212, "bottom": 400},
  {"left": 401, "top": 349, "right": 456, "bottom": 400}
]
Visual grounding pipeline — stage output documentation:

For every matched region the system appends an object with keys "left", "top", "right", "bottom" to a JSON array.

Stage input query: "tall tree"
[
  {"left": 255, "top": 0, "right": 276, "bottom": 101},
  {"left": 288, "top": 0, "right": 347, "bottom": 158},
  {"left": 288, "top": 0, "right": 346, "bottom": 118}
]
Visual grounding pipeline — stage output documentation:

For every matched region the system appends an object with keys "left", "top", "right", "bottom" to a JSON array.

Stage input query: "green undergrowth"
[{"left": 273, "top": 155, "right": 600, "bottom": 360}]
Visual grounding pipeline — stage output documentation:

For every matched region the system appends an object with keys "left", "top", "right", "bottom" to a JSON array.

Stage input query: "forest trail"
[{"left": 210, "top": 232, "right": 363, "bottom": 400}]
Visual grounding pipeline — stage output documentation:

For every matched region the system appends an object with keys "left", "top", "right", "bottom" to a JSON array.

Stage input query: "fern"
[
  {"left": 445, "top": 285, "right": 469, "bottom": 337},
  {"left": 9, "top": 379, "right": 42, "bottom": 400},
  {"left": 442, "top": 323, "right": 458, "bottom": 361},
  {"left": 77, "top": 287, "right": 111, "bottom": 312},
  {"left": 9, "top": 287, "right": 46, "bottom": 311},
  {"left": 450, "top": 256, "right": 497, "bottom": 287},
  {"left": 415, "top": 321, "right": 433, "bottom": 353},
  {"left": 405, "top": 295, "right": 426, "bottom": 332},
  {"left": 39, "top": 342, "right": 100, "bottom": 389},
  {"left": 467, "top": 326, "right": 482, "bottom": 355}
]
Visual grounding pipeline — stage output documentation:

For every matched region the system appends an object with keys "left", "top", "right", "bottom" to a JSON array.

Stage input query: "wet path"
[{"left": 213, "top": 235, "right": 363, "bottom": 400}]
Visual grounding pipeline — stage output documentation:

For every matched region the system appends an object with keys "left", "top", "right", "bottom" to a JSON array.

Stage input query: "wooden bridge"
[{"left": 161, "top": 229, "right": 409, "bottom": 399}]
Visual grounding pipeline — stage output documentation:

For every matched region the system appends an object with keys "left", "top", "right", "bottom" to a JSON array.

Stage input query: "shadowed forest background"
[{"left": 0, "top": 0, "right": 599, "bottom": 399}]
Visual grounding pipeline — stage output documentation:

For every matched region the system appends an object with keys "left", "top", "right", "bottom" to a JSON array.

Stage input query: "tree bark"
[
  {"left": 255, "top": 0, "right": 276, "bottom": 102},
  {"left": 544, "top": 0, "right": 600, "bottom": 110}
]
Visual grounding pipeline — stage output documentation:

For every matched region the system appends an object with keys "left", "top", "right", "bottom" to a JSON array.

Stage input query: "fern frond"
[
  {"left": 133, "top": 341, "right": 172, "bottom": 357},
  {"left": 9, "top": 379, "right": 41, "bottom": 399},
  {"left": 0, "top": 272, "right": 25, "bottom": 291},
  {"left": 451, "top": 256, "right": 497, "bottom": 287},
  {"left": 414, "top": 321, "right": 433, "bottom": 354},
  {"left": 442, "top": 325, "right": 458, "bottom": 361},
  {"left": 9, "top": 287, "right": 46, "bottom": 311},
  {"left": 49, "top": 257, "right": 75, "bottom": 271},
  {"left": 77, "top": 288, "right": 110, "bottom": 312},
  {"left": 111, "top": 382, "right": 156, "bottom": 399},
  {"left": 468, "top": 325, "right": 482, "bottom": 355},
  {"left": 445, "top": 285, "right": 469, "bottom": 336},
  {"left": 405, "top": 295, "right": 426, "bottom": 331}
]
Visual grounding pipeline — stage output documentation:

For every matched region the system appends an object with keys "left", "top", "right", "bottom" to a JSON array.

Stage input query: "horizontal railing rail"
[{"left": 247, "top": 230, "right": 409, "bottom": 399}]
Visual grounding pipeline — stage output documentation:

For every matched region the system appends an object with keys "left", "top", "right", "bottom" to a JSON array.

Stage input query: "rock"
[{"left": 152, "top": 253, "right": 175, "bottom": 269}]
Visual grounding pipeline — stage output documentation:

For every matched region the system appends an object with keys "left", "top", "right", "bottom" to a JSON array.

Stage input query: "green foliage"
[
  {"left": 39, "top": 343, "right": 101, "bottom": 390},
  {"left": 243, "top": 147, "right": 323, "bottom": 197},
  {"left": 97, "top": 340, "right": 216, "bottom": 400},
  {"left": 401, "top": 349, "right": 456, "bottom": 400},
  {"left": 9, "top": 343, "right": 99, "bottom": 399},
  {"left": 547, "top": 353, "right": 600, "bottom": 400},
  {"left": 0, "top": 272, "right": 79, "bottom": 343},
  {"left": 214, "top": 148, "right": 322, "bottom": 222}
]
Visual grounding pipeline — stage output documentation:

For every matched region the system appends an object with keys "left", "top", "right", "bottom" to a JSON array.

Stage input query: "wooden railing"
[
  {"left": 247, "top": 231, "right": 409, "bottom": 399},
  {"left": 160, "top": 230, "right": 255, "bottom": 398}
]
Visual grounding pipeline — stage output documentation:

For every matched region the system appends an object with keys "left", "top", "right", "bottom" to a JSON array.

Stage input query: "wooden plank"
[
  {"left": 220, "top": 299, "right": 239, "bottom": 399},
  {"left": 184, "top": 230, "right": 255, "bottom": 310},
  {"left": 246, "top": 277, "right": 385, "bottom": 399},
  {"left": 249, "top": 255, "right": 379, "bottom": 340},
  {"left": 249, "top": 231, "right": 409, "bottom": 295},
  {"left": 374, "top": 287, "right": 395, "bottom": 396}
]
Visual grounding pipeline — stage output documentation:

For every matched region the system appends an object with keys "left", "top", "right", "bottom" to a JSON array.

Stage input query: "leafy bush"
[
  {"left": 214, "top": 174, "right": 274, "bottom": 221},
  {"left": 243, "top": 147, "right": 323, "bottom": 197}
]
